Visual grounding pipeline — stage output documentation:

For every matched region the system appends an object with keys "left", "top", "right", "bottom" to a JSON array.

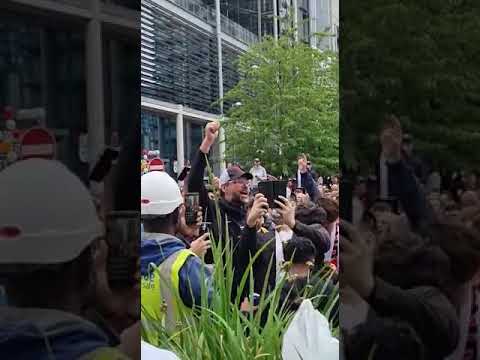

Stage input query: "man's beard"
[{"left": 231, "top": 191, "right": 248, "bottom": 205}]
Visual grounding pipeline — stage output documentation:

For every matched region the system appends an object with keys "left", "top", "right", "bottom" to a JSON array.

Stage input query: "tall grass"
[{"left": 141, "top": 157, "right": 339, "bottom": 359}]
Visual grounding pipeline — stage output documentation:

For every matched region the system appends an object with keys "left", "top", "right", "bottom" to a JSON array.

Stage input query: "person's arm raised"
[{"left": 187, "top": 122, "right": 220, "bottom": 206}]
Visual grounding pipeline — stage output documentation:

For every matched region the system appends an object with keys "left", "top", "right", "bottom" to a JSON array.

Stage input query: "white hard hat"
[
  {"left": 0, "top": 159, "right": 103, "bottom": 264},
  {"left": 141, "top": 171, "right": 183, "bottom": 216}
]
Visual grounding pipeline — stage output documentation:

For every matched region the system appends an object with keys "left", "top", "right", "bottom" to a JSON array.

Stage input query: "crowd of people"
[
  {"left": 140, "top": 121, "right": 340, "bottom": 353},
  {"left": 340, "top": 115, "right": 480, "bottom": 359}
]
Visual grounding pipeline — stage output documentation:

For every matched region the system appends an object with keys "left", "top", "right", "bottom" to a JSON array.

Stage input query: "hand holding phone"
[{"left": 246, "top": 193, "right": 269, "bottom": 228}]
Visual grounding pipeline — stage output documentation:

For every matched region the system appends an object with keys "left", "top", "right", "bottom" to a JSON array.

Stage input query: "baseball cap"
[
  {"left": 219, "top": 165, "right": 253, "bottom": 186},
  {"left": 402, "top": 133, "right": 412, "bottom": 143}
]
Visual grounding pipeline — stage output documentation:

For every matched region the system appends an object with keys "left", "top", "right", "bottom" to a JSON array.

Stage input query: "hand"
[
  {"left": 246, "top": 193, "right": 269, "bottom": 228},
  {"left": 296, "top": 192, "right": 309, "bottom": 205},
  {"left": 93, "top": 239, "right": 140, "bottom": 332},
  {"left": 380, "top": 115, "right": 402, "bottom": 162},
  {"left": 298, "top": 160, "right": 307, "bottom": 173},
  {"left": 200, "top": 121, "right": 220, "bottom": 154},
  {"left": 339, "top": 220, "right": 375, "bottom": 300},
  {"left": 274, "top": 195, "right": 296, "bottom": 229},
  {"left": 189, "top": 232, "right": 211, "bottom": 257},
  {"left": 240, "top": 297, "right": 258, "bottom": 312},
  {"left": 178, "top": 205, "right": 203, "bottom": 239}
]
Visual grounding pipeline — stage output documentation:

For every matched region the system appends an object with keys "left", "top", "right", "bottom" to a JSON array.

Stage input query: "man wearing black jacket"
[{"left": 186, "top": 121, "right": 267, "bottom": 302}]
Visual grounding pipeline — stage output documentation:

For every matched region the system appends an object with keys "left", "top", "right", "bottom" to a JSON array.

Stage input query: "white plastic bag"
[
  {"left": 282, "top": 299, "right": 339, "bottom": 360},
  {"left": 141, "top": 340, "right": 180, "bottom": 360}
]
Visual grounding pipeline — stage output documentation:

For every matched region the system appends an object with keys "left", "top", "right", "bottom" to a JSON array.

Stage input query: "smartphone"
[
  {"left": 185, "top": 192, "right": 200, "bottom": 225},
  {"left": 258, "top": 181, "right": 288, "bottom": 208},
  {"left": 105, "top": 211, "right": 139, "bottom": 289},
  {"left": 273, "top": 180, "right": 288, "bottom": 208},
  {"left": 258, "top": 181, "right": 274, "bottom": 207},
  {"left": 89, "top": 147, "right": 119, "bottom": 182}
]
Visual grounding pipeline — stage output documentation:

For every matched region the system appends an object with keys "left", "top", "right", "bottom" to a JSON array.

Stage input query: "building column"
[
  {"left": 219, "top": 126, "right": 226, "bottom": 172},
  {"left": 185, "top": 119, "right": 191, "bottom": 163},
  {"left": 309, "top": 0, "right": 317, "bottom": 48},
  {"left": 215, "top": 0, "right": 224, "bottom": 115},
  {"left": 176, "top": 106, "right": 185, "bottom": 174},
  {"left": 292, "top": 0, "right": 298, "bottom": 41},
  {"left": 273, "top": 0, "right": 278, "bottom": 41},
  {"left": 257, "top": 0, "right": 262, "bottom": 39},
  {"left": 86, "top": 0, "right": 105, "bottom": 173}
]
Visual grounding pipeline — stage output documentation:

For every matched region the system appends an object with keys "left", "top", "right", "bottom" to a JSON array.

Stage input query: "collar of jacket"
[{"left": 219, "top": 198, "right": 245, "bottom": 221}]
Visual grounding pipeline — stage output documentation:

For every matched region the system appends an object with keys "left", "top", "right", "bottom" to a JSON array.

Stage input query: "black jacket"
[
  {"left": 186, "top": 149, "right": 257, "bottom": 302},
  {"left": 293, "top": 170, "right": 320, "bottom": 203},
  {"left": 347, "top": 160, "right": 458, "bottom": 360},
  {"left": 251, "top": 221, "right": 332, "bottom": 296}
]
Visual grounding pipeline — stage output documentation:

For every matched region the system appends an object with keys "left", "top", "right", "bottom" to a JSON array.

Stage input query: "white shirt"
[
  {"left": 275, "top": 227, "right": 293, "bottom": 282},
  {"left": 250, "top": 165, "right": 267, "bottom": 186},
  {"left": 297, "top": 169, "right": 302, "bottom": 188}
]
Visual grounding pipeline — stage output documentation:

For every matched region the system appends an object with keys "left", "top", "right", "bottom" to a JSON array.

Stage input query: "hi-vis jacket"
[{"left": 140, "top": 233, "right": 213, "bottom": 345}]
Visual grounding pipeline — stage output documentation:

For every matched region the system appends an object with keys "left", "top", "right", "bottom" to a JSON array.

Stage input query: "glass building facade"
[
  {"left": 0, "top": 1, "right": 139, "bottom": 181},
  {"left": 141, "top": 0, "right": 241, "bottom": 114},
  {"left": 141, "top": 0, "right": 338, "bottom": 176},
  {"left": 141, "top": 0, "right": 247, "bottom": 176}
]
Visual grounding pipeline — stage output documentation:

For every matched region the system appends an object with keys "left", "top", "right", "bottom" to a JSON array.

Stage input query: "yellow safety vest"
[{"left": 141, "top": 249, "right": 195, "bottom": 346}]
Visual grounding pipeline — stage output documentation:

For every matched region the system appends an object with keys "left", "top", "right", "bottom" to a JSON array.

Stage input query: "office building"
[
  {"left": 141, "top": 0, "right": 338, "bottom": 176},
  {"left": 0, "top": 0, "right": 140, "bottom": 181}
]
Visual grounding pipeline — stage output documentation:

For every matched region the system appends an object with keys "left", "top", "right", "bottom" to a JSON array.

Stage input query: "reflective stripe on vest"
[{"left": 141, "top": 249, "right": 195, "bottom": 346}]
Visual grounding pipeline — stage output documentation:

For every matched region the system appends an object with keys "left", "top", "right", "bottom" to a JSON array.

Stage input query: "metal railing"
[
  {"left": 166, "top": 0, "right": 258, "bottom": 45},
  {"left": 101, "top": 2, "right": 140, "bottom": 22},
  {"left": 55, "top": 0, "right": 90, "bottom": 9}
]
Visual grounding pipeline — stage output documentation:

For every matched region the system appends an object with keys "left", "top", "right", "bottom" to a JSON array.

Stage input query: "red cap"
[{"left": 149, "top": 158, "right": 164, "bottom": 171}]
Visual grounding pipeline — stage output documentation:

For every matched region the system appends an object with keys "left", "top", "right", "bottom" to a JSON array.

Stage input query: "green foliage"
[
  {"left": 341, "top": 0, "right": 480, "bottom": 172},
  {"left": 222, "top": 32, "right": 339, "bottom": 176}
]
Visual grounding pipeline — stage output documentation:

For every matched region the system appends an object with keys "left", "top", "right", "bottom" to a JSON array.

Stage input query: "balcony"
[{"left": 166, "top": 0, "right": 258, "bottom": 45}]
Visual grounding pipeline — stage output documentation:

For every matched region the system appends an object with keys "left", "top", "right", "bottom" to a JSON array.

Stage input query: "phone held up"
[
  {"left": 105, "top": 211, "right": 139, "bottom": 290},
  {"left": 258, "top": 180, "right": 288, "bottom": 209},
  {"left": 185, "top": 192, "right": 200, "bottom": 225}
]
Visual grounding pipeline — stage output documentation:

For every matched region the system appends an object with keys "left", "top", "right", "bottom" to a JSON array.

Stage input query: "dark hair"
[
  {"left": 284, "top": 236, "right": 316, "bottom": 264},
  {"left": 316, "top": 197, "right": 339, "bottom": 223},
  {"left": 428, "top": 222, "right": 480, "bottom": 283},
  {"left": 142, "top": 208, "right": 180, "bottom": 233},
  {"left": 295, "top": 205, "right": 327, "bottom": 226}
]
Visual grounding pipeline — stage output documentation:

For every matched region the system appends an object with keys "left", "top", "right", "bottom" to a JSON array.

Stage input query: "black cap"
[{"left": 220, "top": 165, "right": 253, "bottom": 185}]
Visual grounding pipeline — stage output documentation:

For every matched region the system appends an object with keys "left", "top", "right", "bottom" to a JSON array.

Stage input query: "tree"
[
  {"left": 221, "top": 26, "right": 339, "bottom": 177},
  {"left": 340, "top": 0, "right": 480, "bottom": 173}
]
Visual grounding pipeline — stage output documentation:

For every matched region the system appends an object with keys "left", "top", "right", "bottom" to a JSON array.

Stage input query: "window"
[{"left": 0, "top": 16, "right": 87, "bottom": 179}]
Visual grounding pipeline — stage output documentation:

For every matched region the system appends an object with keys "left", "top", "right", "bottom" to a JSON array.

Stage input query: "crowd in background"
[
  {"left": 341, "top": 115, "right": 480, "bottom": 360},
  {"left": 140, "top": 121, "right": 340, "bottom": 349}
]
